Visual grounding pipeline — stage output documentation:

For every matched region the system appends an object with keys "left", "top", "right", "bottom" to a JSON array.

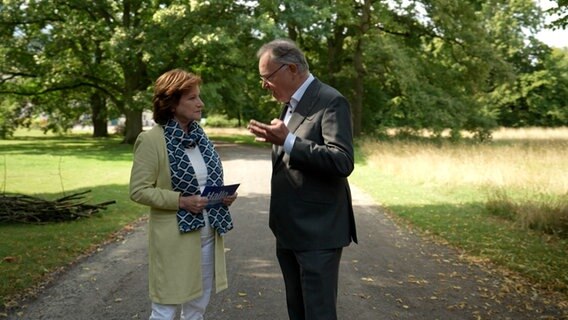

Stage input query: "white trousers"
[{"left": 149, "top": 229, "right": 215, "bottom": 320}]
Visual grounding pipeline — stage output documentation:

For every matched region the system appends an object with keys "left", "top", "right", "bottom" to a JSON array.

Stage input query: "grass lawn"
[
  {"left": 350, "top": 128, "right": 568, "bottom": 299},
  {"left": 0, "top": 130, "right": 146, "bottom": 308},
  {"left": 1, "top": 127, "right": 567, "bottom": 312},
  {"left": 0, "top": 127, "right": 259, "bottom": 310}
]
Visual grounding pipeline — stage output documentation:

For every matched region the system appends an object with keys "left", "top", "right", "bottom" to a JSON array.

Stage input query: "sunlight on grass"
[
  {"left": 492, "top": 126, "right": 568, "bottom": 140},
  {"left": 351, "top": 127, "right": 568, "bottom": 295},
  {"left": 0, "top": 128, "right": 253, "bottom": 307},
  {"left": 2, "top": 127, "right": 567, "bottom": 308},
  {"left": 0, "top": 130, "right": 145, "bottom": 305},
  {"left": 360, "top": 138, "right": 568, "bottom": 195}
]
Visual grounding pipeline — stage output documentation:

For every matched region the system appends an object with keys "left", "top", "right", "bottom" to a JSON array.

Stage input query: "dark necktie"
[
  {"left": 274, "top": 103, "right": 290, "bottom": 155},
  {"left": 283, "top": 103, "right": 294, "bottom": 125},
  {"left": 279, "top": 103, "right": 290, "bottom": 121}
]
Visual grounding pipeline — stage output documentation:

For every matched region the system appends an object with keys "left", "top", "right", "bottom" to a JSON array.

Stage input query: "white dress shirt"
[{"left": 283, "top": 73, "right": 315, "bottom": 154}]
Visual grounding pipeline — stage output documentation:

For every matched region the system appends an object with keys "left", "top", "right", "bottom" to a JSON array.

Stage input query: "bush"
[
  {"left": 201, "top": 114, "right": 240, "bottom": 128},
  {"left": 0, "top": 100, "right": 21, "bottom": 139}
]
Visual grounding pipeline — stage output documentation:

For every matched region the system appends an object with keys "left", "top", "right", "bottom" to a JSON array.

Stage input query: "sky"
[
  {"left": 536, "top": 0, "right": 568, "bottom": 48},
  {"left": 537, "top": 29, "right": 567, "bottom": 48}
]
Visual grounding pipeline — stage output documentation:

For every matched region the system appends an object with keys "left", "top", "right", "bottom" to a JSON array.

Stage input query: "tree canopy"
[{"left": 1, "top": 0, "right": 567, "bottom": 142}]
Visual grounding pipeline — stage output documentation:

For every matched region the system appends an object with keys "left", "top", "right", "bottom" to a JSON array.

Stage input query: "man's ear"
[{"left": 288, "top": 64, "right": 297, "bottom": 74}]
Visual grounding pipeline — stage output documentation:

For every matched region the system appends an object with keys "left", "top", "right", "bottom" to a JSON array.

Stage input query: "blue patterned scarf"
[{"left": 163, "top": 119, "right": 233, "bottom": 235}]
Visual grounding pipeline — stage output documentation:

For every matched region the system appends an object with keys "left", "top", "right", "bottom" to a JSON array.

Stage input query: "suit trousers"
[{"left": 276, "top": 247, "right": 343, "bottom": 320}]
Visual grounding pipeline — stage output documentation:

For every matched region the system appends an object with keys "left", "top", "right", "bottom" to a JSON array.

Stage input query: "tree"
[
  {"left": 1, "top": 0, "right": 565, "bottom": 142},
  {"left": 0, "top": 0, "right": 258, "bottom": 142},
  {"left": 0, "top": 0, "right": 128, "bottom": 137},
  {"left": 251, "top": 0, "right": 528, "bottom": 138},
  {"left": 491, "top": 47, "right": 568, "bottom": 126}
]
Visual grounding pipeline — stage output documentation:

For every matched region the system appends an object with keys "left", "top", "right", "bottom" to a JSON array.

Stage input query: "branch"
[
  {"left": 0, "top": 17, "right": 65, "bottom": 27},
  {"left": 81, "top": 74, "right": 123, "bottom": 95},
  {"left": 0, "top": 82, "right": 89, "bottom": 95},
  {"left": 0, "top": 191, "right": 116, "bottom": 224},
  {"left": 375, "top": 20, "right": 465, "bottom": 48},
  {"left": 0, "top": 81, "right": 122, "bottom": 107},
  {"left": 0, "top": 72, "right": 39, "bottom": 85},
  {"left": 60, "top": 2, "right": 116, "bottom": 26}
]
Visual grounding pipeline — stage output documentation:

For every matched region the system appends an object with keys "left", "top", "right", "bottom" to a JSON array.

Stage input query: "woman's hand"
[
  {"left": 222, "top": 192, "right": 238, "bottom": 207},
  {"left": 179, "top": 194, "right": 209, "bottom": 214}
]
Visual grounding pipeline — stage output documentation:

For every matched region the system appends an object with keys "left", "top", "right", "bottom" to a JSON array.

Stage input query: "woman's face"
[{"left": 172, "top": 86, "right": 204, "bottom": 127}]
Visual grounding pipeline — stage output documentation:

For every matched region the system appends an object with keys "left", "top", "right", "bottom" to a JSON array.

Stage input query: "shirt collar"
[{"left": 288, "top": 73, "right": 314, "bottom": 111}]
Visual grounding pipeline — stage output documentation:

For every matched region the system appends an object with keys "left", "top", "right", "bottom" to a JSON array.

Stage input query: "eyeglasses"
[{"left": 260, "top": 64, "right": 288, "bottom": 84}]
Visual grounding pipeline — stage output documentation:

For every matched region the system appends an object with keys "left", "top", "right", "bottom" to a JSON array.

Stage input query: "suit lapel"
[
  {"left": 273, "top": 103, "right": 289, "bottom": 163},
  {"left": 287, "top": 79, "right": 320, "bottom": 134},
  {"left": 273, "top": 79, "right": 321, "bottom": 166}
]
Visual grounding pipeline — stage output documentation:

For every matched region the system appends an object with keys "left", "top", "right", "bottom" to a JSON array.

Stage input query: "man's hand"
[{"left": 247, "top": 119, "right": 289, "bottom": 146}]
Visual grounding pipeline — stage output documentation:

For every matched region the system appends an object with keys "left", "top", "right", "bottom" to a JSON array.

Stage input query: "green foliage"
[
  {"left": 1, "top": 0, "right": 567, "bottom": 141},
  {"left": 0, "top": 96, "right": 21, "bottom": 139},
  {"left": 489, "top": 48, "right": 568, "bottom": 127},
  {"left": 546, "top": 0, "right": 568, "bottom": 30},
  {"left": 0, "top": 1, "right": 261, "bottom": 142},
  {"left": 202, "top": 114, "right": 240, "bottom": 128}
]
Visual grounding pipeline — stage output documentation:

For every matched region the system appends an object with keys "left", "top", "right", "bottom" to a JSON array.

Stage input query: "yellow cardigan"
[{"left": 129, "top": 125, "right": 228, "bottom": 304}]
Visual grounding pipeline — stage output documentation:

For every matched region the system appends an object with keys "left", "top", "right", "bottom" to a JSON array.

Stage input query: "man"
[{"left": 248, "top": 39, "right": 358, "bottom": 320}]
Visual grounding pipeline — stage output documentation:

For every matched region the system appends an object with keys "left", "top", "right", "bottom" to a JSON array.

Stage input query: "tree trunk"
[
  {"left": 326, "top": 31, "right": 346, "bottom": 88},
  {"left": 351, "top": 0, "right": 372, "bottom": 137},
  {"left": 91, "top": 92, "right": 108, "bottom": 137},
  {"left": 119, "top": 64, "right": 148, "bottom": 144},
  {"left": 353, "top": 40, "right": 364, "bottom": 137},
  {"left": 122, "top": 109, "right": 142, "bottom": 144}
]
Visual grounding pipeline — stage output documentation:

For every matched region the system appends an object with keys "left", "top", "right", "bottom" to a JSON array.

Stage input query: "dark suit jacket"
[{"left": 269, "top": 78, "right": 358, "bottom": 250}]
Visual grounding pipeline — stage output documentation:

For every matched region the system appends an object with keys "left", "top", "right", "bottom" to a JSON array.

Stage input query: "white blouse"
[{"left": 185, "top": 147, "right": 214, "bottom": 238}]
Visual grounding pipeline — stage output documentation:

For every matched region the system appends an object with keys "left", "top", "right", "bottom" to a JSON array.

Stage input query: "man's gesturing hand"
[{"left": 247, "top": 118, "right": 289, "bottom": 146}]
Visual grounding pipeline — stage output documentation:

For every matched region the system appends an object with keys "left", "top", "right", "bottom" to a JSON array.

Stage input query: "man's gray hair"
[{"left": 257, "top": 39, "right": 310, "bottom": 74}]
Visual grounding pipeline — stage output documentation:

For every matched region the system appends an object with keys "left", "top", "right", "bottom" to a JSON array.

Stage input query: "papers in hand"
[{"left": 201, "top": 183, "right": 240, "bottom": 209}]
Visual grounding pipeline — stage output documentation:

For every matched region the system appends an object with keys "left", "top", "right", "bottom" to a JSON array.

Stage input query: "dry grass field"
[{"left": 359, "top": 127, "right": 568, "bottom": 236}]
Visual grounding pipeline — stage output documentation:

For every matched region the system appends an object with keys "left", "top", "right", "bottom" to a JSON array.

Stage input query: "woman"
[{"left": 129, "top": 69, "right": 237, "bottom": 320}]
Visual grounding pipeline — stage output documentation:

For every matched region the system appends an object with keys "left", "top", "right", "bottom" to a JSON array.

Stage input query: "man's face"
[{"left": 258, "top": 52, "right": 294, "bottom": 103}]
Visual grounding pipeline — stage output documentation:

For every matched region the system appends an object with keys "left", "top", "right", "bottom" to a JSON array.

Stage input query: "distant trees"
[{"left": 1, "top": 0, "right": 567, "bottom": 142}]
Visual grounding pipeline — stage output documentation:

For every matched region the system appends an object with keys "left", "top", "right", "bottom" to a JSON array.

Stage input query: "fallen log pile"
[{"left": 0, "top": 190, "right": 116, "bottom": 224}]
